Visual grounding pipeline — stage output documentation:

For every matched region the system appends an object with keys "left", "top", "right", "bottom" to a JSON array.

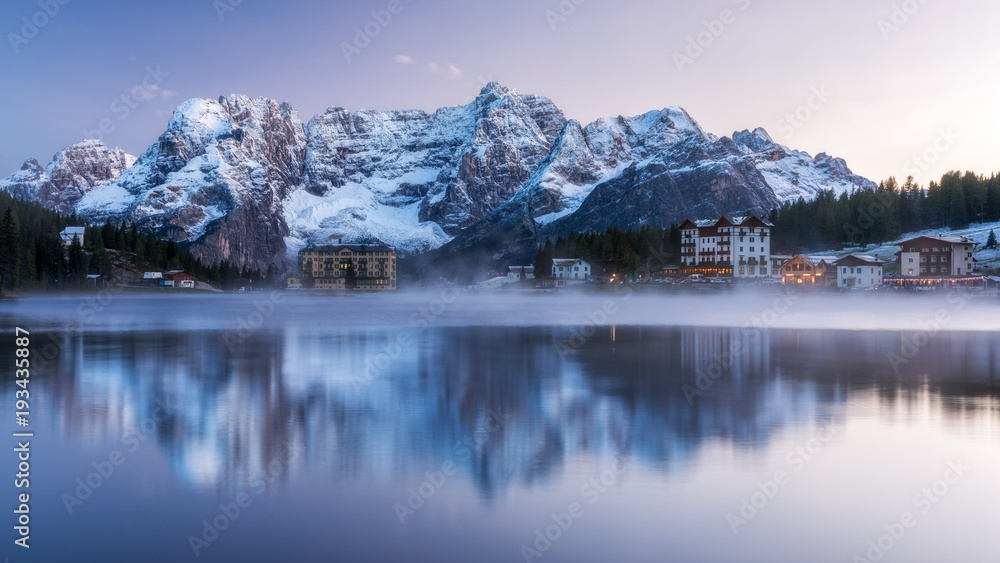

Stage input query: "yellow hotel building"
[{"left": 299, "top": 244, "right": 397, "bottom": 291}]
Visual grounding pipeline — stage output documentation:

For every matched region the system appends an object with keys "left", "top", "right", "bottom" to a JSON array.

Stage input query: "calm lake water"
[{"left": 2, "top": 293, "right": 999, "bottom": 562}]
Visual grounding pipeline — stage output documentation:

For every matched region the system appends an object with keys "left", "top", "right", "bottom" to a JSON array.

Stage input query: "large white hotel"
[{"left": 679, "top": 216, "right": 774, "bottom": 278}]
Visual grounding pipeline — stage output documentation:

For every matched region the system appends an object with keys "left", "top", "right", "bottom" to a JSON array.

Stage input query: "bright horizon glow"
[{"left": 1, "top": 0, "right": 997, "bottom": 186}]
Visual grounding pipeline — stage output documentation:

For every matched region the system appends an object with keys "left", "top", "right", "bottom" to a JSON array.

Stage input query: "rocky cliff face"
[
  {"left": 70, "top": 95, "right": 306, "bottom": 271},
  {"left": 0, "top": 84, "right": 875, "bottom": 271},
  {"left": 0, "top": 140, "right": 136, "bottom": 214}
]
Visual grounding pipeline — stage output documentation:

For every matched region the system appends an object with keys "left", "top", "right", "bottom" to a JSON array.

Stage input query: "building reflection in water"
[{"left": 23, "top": 326, "right": 1000, "bottom": 496}]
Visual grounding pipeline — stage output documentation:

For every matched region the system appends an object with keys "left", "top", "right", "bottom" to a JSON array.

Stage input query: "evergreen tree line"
[
  {"left": 533, "top": 225, "right": 682, "bottom": 277},
  {"left": 769, "top": 171, "right": 1000, "bottom": 252},
  {"left": 0, "top": 192, "right": 276, "bottom": 293}
]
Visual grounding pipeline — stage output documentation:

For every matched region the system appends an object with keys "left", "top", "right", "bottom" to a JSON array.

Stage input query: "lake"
[{"left": 2, "top": 291, "right": 999, "bottom": 562}]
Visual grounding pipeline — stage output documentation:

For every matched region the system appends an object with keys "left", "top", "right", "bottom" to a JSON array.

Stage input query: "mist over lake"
[{"left": 2, "top": 293, "right": 999, "bottom": 562}]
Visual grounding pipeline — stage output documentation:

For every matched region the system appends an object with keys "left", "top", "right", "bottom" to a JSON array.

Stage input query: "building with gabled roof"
[
  {"left": 780, "top": 255, "right": 837, "bottom": 286},
  {"left": 896, "top": 235, "right": 976, "bottom": 278},
  {"left": 679, "top": 215, "right": 774, "bottom": 278},
  {"left": 834, "top": 255, "right": 884, "bottom": 289},
  {"left": 60, "top": 226, "right": 85, "bottom": 247}
]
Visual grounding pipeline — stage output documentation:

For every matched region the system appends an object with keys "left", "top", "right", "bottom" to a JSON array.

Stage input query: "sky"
[{"left": 0, "top": 0, "right": 997, "bottom": 184}]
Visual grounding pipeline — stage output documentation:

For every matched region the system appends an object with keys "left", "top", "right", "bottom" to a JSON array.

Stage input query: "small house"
[
  {"left": 780, "top": 255, "right": 837, "bottom": 286},
  {"left": 163, "top": 270, "right": 196, "bottom": 288},
  {"left": 60, "top": 226, "right": 85, "bottom": 247},
  {"left": 507, "top": 266, "right": 535, "bottom": 282},
  {"left": 552, "top": 259, "right": 591, "bottom": 282},
  {"left": 834, "top": 255, "right": 884, "bottom": 289}
]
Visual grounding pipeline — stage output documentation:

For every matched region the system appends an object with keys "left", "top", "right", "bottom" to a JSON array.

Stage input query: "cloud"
[
  {"left": 427, "top": 62, "right": 462, "bottom": 77},
  {"left": 161, "top": 89, "right": 179, "bottom": 100},
  {"left": 394, "top": 55, "right": 413, "bottom": 65}
]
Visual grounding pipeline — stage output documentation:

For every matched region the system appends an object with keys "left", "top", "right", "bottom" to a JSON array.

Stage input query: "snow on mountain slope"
[
  {"left": 0, "top": 140, "right": 135, "bottom": 214},
  {"left": 732, "top": 128, "right": 876, "bottom": 201},
  {"left": 1, "top": 84, "right": 876, "bottom": 271}
]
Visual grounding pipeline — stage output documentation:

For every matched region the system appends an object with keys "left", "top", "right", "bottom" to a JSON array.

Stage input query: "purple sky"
[{"left": 1, "top": 0, "right": 996, "bottom": 184}]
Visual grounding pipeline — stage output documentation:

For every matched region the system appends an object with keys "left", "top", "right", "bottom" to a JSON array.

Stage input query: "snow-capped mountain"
[
  {"left": 0, "top": 83, "right": 875, "bottom": 270},
  {"left": 0, "top": 140, "right": 136, "bottom": 215}
]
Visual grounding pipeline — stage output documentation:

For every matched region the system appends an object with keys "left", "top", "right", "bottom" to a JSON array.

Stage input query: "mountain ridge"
[{"left": 0, "top": 83, "right": 876, "bottom": 272}]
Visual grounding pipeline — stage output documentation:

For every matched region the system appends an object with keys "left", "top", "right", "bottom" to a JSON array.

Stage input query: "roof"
[
  {"left": 552, "top": 258, "right": 588, "bottom": 267},
  {"left": 61, "top": 226, "right": 85, "bottom": 234},
  {"left": 785, "top": 255, "right": 836, "bottom": 267},
  {"left": 898, "top": 235, "right": 975, "bottom": 246},
  {"left": 834, "top": 254, "right": 884, "bottom": 267},
  {"left": 163, "top": 270, "right": 194, "bottom": 277},
  {"left": 86, "top": 274, "right": 101, "bottom": 279},
  {"left": 303, "top": 243, "right": 395, "bottom": 253},
  {"left": 142, "top": 272, "right": 163, "bottom": 278},
  {"left": 508, "top": 266, "right": 534, "bottom": 273},
  {"left": 681, "top": 215, "right": 774, "bottom": 230}
]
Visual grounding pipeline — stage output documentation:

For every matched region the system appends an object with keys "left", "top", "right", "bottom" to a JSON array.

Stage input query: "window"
[
  {"left": 908, "top": 258, "right": 913, "bottom": 263},
  {"left": 920, "top": 257, "right": 927, "bottom": 263},
  {"left": 941, "top": 256, "right": 947, "bottom": 263},
  {"left": 930, "top": 256, "right": 937, "bottom": 262},
  {"left": 931, "top": 267, "right": 937, "bottom": 273}
]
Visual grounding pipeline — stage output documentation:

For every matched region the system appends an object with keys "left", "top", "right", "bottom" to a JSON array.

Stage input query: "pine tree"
[
  {"left": 988, "top": 229, "right": 997, "bottom": 249},
  {"left": 345, "top": 262, "right": 358, "bottom": 289},
  {"left": 67, "top": 234, "right": 88, "bottom": 288},
  {"left": 0, "top": 208, "right": 20, "bottom": 296},
  {"left": 534, "top": 239, "right": 554, "bottom": 277}
]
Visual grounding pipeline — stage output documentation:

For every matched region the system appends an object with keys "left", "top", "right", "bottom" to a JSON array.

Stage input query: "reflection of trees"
[{"left": 20, "top": 326, "right": 1000, "bottom": 496}]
